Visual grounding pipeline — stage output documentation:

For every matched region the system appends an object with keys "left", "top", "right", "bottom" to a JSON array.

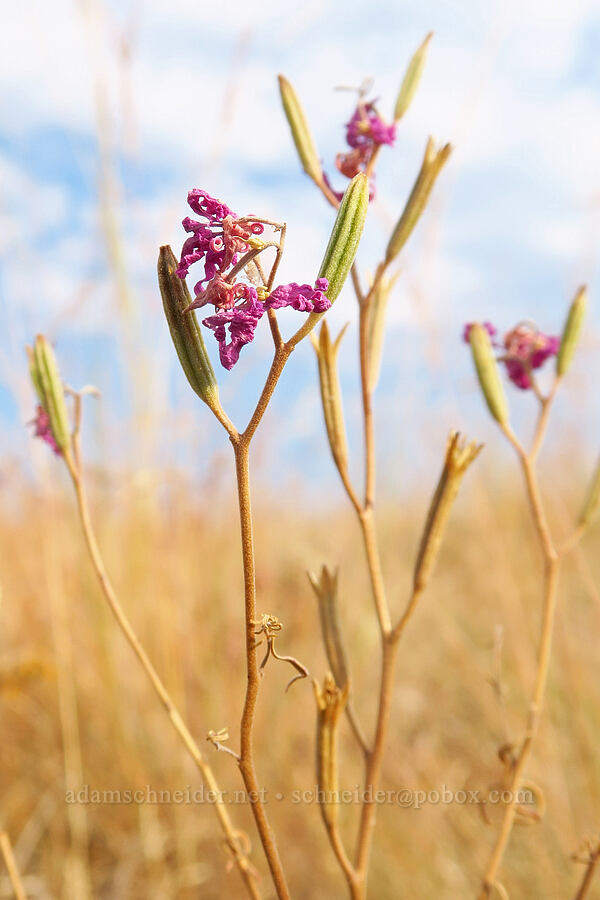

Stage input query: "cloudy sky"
[{"left": 1, "top": 0, "right": 599, "bottom": 488}]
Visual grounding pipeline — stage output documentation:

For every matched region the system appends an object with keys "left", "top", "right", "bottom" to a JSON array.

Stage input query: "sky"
[{"left": 1, "top": 0, "right": 599, "bottom": 492}]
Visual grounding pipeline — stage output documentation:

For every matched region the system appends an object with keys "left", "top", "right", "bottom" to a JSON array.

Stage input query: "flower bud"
[
  {"left": 413, "top": 432, "right": 482, "bottom": 592},
  {"left": 31, "top": 335, "right": 71, "bottom": 452},
  {"left": 308, "top": 566, "right": 349, "bottom": 690},
  {"left": 313, "top": 673, "right": 349, "bottom": 827},
  {"left": 394, "top": 32, "right": 433, "bottom": 122},
  {"left": 469, "top": 323, "right": 509, "bottom": 426},
  {"left": 557, "top": 285, "right": 587, "bottom": 377},
  {"left": 158, "top": 245, "right": 219, "bottom": 410},
  {"left": 278, "top": 75, "right": 322, "bottom": 185},
  {"left": 385, "top": 138, "right": 451, "bottom": 264},
  {"left": 310, "top": 322, "right": 349, "bottom": 474}
]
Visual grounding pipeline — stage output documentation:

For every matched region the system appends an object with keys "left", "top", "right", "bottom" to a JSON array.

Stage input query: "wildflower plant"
[
  {"left": 464, "top": 286, "right": 599, "bottom": 898},
  {"left": 27, "top": 34, "right": 485, "bottom": 900}
]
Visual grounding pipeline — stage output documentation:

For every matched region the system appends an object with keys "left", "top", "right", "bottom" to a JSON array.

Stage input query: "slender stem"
[
  {"left": 0, "top": 830, "right": 27, "bottom": 900},
  {"left": 478, "top": 392, "right": 563, "bottom": 898},
  {"left": 233, "top": 442, "right": 291, "bottom": 900},
  {"left": 477, "top": 560, "right": 559, "bottom": 899},
  {"left": 358, "top": 509, "right": 391, "bottom": 636},
  {"left": 346, "top": 702, "right": 371, "bottom": 759},
  {"left": 321, "top": 816, "right": 359, "bottom": 892},
  {"left": 359, "top": 303, "right": 376, "bottom": 510},
  {"left": 392, "top": 585, "right": 424, "bottom": 641},
  {"left": 62, "top": 451, "right": 261, "bottom": 900},
  {"left": 573, "top": 842, "right": 600, "bottom": 900},
  {"left": 353, "top": 638, "right": 399, "bottom": 887}
]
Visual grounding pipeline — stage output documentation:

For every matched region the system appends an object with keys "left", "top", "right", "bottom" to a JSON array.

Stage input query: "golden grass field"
[{"left": 2, "top": 450, "right": 599, "bottom": 899}]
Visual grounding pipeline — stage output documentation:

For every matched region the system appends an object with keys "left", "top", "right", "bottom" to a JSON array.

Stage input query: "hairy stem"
[
  {"left": 233, "top": 441, "right": 291, "bottom": 900},
  {"left": 62, "top": 452, "right": 261, "bottom": 900}
]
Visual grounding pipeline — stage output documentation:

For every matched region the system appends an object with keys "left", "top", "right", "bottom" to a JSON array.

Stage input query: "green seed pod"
[
  {"left": 158, "top": 245, "right": 219, "bottom": 410},
  {"left": 289, "top": 174, "right": 369, "bottom": 347},
  {"left": 310, "top": 322, "right": 349, "bottom": 474},
  {"left": 32, "top": 335, "right": 71, "bottom": 452},
  {"left": 394, "top": 32, "right": 433, "bottom": 122},
  {"left": 318, "top": 173, "right": 369, "bottom": 302},
  {"left": 578, "top": 455, "right": 600, "bottom": 528},
  {"left": 413, "top": 432, "right": 482, "bottom": 592},
  {"left": 308, "top": 566, "right": 349, "bottom": 691},
  {"left": 557, "top": 285, "right": 587, "bottom": 377},
  {"left": 278, "top": 75, "right": 322, "bottom": 185},
  {"left": 385, "top": 138, "right": 451, "bottom": 264},
  {"left": 469, "top": 323, "right": 509, "bottom": 426},
  {"left": 26, "top": 345, "right": 45, "bottom": 404}
]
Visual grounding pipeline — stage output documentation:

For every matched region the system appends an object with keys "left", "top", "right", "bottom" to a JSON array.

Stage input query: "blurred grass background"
[{"left": 1, "top": 456, "right": 599, "bottom": 898}]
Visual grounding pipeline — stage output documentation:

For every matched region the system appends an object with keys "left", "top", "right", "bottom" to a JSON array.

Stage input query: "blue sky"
[{"left": 1, "top": 0, "right": 599, "bottom": 490}]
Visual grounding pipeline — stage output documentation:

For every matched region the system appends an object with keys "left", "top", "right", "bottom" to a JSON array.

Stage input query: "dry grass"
[{"left": 1, "top": 459, "right": 599, "bottom": 899}]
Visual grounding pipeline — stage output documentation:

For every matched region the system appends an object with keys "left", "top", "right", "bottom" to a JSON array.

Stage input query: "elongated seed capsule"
[
  {"left": 394, "top": 32, "right": 433, "bottom": 121},
  {"left": 310, "top": 322, "right": 349, "bottom": 474},
  {"left": 367, "top": 273, "right": 398, "bottom": 391},
  {"left": 33, "top": 335, "right": 71, "bottom": 452},
  {"left": 557, "top": 285, "right": 587, "bottom": 377},
  {"left": 314, "top": 673, "right": 349, "bottom": 827},
  {"left": 578, "top": 455, "right": 600, "bottom": 527},
  {"left": 318, "top": 173, "right": 369, "bottom": 302},
  {"left": 413, "top": 432, "right": 482, "bottom": 591},
  {"left": 290, "top": 174, "right": 369, "bottom": 347},
  {"left": 278, "top": 75, "right": 322, "bottom": 185},
  {"left": 158, "top": 246, "right": 219, "bottom": 410},
  {"left": 308, "top": 566, "right": 349, "bottom": 690},
  {"left": 385, "top": 138, "right": 451, "bottom": 264},
  {"left": 469, "top": 323, "right": 509, "bottom": 426}
]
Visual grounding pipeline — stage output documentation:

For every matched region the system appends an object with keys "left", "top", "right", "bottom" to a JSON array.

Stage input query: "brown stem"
[
  {"left": 358, "top": 509, "right": 391, "bottom": 636},
  {"left": 353, "top": 638, "right": 399, "bottom": 889},
  {"left": 62, "top": 451, "right": 261, "bottom": 900},
  {"left": 478, "top": 399, "right": 563, "bottom": 898},
  {"left": 233, "top": 442, "right": 291, "bottom": 900},
  {"left": 573, "top": 842, "right": 600, "bottom": 900}
]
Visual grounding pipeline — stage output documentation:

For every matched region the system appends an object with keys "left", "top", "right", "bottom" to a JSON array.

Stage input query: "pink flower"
[
  {"left": 502, "top": 325, "right": 560, "bottom": 390},
  {"left": 30, "top": 405, "right": 60, "bottom": 454},
  {"left": 345, "top": 102, "right": 396, "bottom": 150},
  {"left": 202, "top": 286, "right": 266, "bottom": 370},
  {"left": 176, "top": 190, "right": 264, "bottom": 293},
  {"left": 324, "top": 97, "right": 393, "bottom": 203},
  {"left": 185, "top": 272, "right": 250, "bottom": 312},
  {"left": 266, "top": 278, "right": 330, "bottom": 313}
]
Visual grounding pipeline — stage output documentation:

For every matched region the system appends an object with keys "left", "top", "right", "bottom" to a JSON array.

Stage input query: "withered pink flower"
[
  {"left": 502, "top": 324, "right": 560, "bottom": 390},
  {"left": 176, "top": 189, "right": 264, "bottom": 294},
  {"left": 266, "top": 278, "right": 330, "bottom": 313},
  {"left": 345, "top": 101, "right": 396, "bottom": 150},
  {"left": 31, "top": 405, "right": 61, "bottom": 454}
]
